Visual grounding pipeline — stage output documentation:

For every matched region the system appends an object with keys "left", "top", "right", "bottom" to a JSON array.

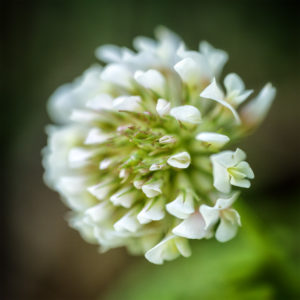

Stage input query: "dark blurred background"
[{"left": 2, "top": 0, "right": 300, "bottom": 299}]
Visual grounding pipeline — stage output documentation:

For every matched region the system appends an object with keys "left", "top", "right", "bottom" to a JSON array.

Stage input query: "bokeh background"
[{"left": 2, "top": 0, "right": 300, "bottom": 299}]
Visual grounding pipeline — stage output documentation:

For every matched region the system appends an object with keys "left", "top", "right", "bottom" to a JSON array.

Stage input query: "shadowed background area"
[{"left": 2, "top": 0, "right": 300, "bottom": 299}]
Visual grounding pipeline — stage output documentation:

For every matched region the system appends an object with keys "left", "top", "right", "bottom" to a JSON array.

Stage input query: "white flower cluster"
[{"left": 43, "top": 27, "right": 276, "bottom": 264}]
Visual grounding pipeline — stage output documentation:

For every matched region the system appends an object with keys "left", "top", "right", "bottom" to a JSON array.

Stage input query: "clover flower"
[
  {"left": 200, "top": 192, "right": 241, "bottom": 242},
  {"left": 43, "top": 27, "right": 276, "bottom": 264}
]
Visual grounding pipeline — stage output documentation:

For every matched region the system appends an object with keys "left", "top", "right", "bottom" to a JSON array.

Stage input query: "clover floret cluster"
[{"left": 43, "top": 27, "right": 276, "bottom": 264}]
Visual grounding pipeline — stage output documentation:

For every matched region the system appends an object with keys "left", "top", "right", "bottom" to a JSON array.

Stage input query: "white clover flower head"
[{"left": 43, "top": 27, "right": 275, "bottom": 264}]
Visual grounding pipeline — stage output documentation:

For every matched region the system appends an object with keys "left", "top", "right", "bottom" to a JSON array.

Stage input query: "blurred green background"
[{"left": 2, "top": 0, "right": 300, "bottom": 299}]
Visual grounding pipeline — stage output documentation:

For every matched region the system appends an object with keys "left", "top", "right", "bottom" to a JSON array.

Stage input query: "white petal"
[
  {"left": 215, "top": 218, "right": 238, "bottom": 242},
  {"left": 159, "top": 135, "right": 176, "bottom": 144},
  {"left": 70, "top": 109, "right": 101, "bottom": 123},
  {"left": 58, "top": 176, "right": 87, "bottom": 196},
  {"left": 200, "top": 78, "right": 224, "bottom": 101},
  {"left": 199, "top": 41, "right": 228, "bottom": 78},
  {"left": 211, "top": 157, "right": 231, "bottom": 193},
  {"left": 211, "top": 150, "right": 236, "bottom": 168},
  {"left": 230, "top": 177, "right": 251, "bottom": 188},
  {"left": 172, "top": 212, "right": 208, "bottom": 239},
  {"left": 176, "top": 45, "right": 212, "bottom": 80},
  {"left": 228, "top": 168, "right": 247, "bottom": 180},
  {"left": 167, "top": 151, "right": 191, "bottom": 169},
  {"left": 97, "top": 46, "right": 134, "bottom": 64},
  {"left": 123, "top": 50, "right": 158, "bottom": 69},
  {"left": 119, "top": 168, "right": 129, "bottom": 179},
  {"left": 216, "top": 99, "right": 241, "bottom": 124},
  {"left": 99, "top": 158, "right": 112, "bottom": 170},
  {"left": 241, "top": 83, "right": 276, "bottom": 125},
  {"left": 199, "top": 205, "right": 220, "bottom": 229},
  {"left": 47, "top": 65, "right": 103, "bottom": 124},
  {"left": 170, "top": 105, "right": 201, "bottom": 124},
  {"left": 114, "top": 207, "right": 141, "bottom": 233},
  {"left": 127, "top": 233, "right": 161, "bottom": 255},
  {"left": 223, "top": 208, "right": 241, "bottom": 226},
  {"left": 87, "top": 179, "right": 113, "bottom": 200},
  {"left": 155, "top": 25, "right": 181, "bottom": 48},
  {"left": 133, "top": 179, "right": 145, "bottom": 190},
  {"left": 113, "top": 96, "right": 143, "bottom": 112},
  {"left": 196, "top": 132, "right": 230, "bottom": 148},
  {"left": 85, "top": 201, "right": 113, "bottom": 223},
  {"left": 166, "top": 192, "right": 195, "bottom": 219},
  {"left": 214, "top": 192, "right": 240, "bottom": 210},
  {"left": 57, "top": 176, "right": 95, "bottom": 210},
  {"left": 233, "top": 148, "right": 247, "bottom": 164},
  {"left": 142, "top": 180, "right": 163, "bottom": 198},
  {"left": 68, "top": 147, "right": 97, "bottom": 168},
  {"left": 174, "top": 57, "right": 210, "bottom": 85},
  {"left": 145, "top": 235, "right": 182, "bottom": 265},
  {"left": 110, "top": 188, "right": 136, "bottom": 208},
  {"left": 156, "top": 98, "right": 171, "bottom": 117},
  {"left": 95, "top": 44, "right": 122, "bottom": 63},
  {"left": 137, "top": 198, "right": 165, "bottom": 224},
  {"left": 144, "top": 236, "right": 174, "bottom": 265},
  {"left": 235, "top": 161, "right": 254, "bottom": 179},
  {"left": 84, "top": 128, "right": 112, "bottom": 145},
  {"left": 224, "top": 73, "right": 245, "bottom": 94},
  {"left": 232, "top": 90, "right": 253, "bottom": 106},
  {"left": 43, "top": 125, "right": 86, "bottom": 187},
  {"left": 94, "top": 227, "right": 126, "bottom": 251},
  {"left": 47, "top": 84, "right": 74, "bottom": 123},
  {"left": 224, "top": 73, "right": 253, "bottom": 106},
  {"left": 133, "top": 36, "right": 157, "bottom": 52},
  {"left": 101, "top": 64, "right": 132, "bottom": 89},
  {"left": 134, "top": 69, "right": 166, "bottom": 96},
  {"left": 149, "top": 163, "right": 164, "bottom": 171},
  {"left": 176, "top": 42, "right": 188, "bottom": 57},
  {"left": 120, "top": 47, "right": 139, "bottom": 62},
  {"left": 86, "top": 94, "right": 114, "bottom": 111},
  {"left": 177, "top": 45, "right": 206, "bottom": 62},
  {"left": 155, "top": 26, "right": 182, "bottom": 65},
  {"left": 174, "top": 238, "right": 191, "bottom": 258},
  {"left": 200, "top": 78, "right": 241, "bottom": 123},
  {"left": 68, "top": 214, "right": 97, "bottom": 244}
]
